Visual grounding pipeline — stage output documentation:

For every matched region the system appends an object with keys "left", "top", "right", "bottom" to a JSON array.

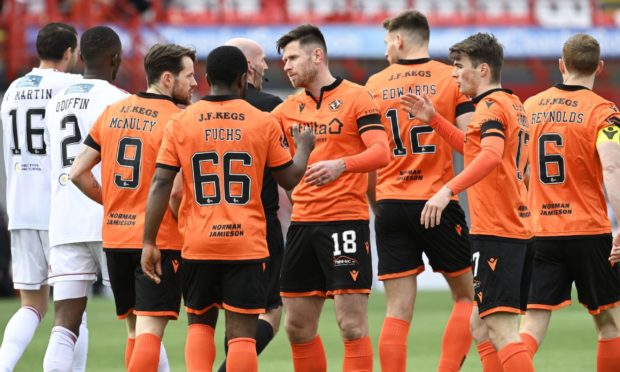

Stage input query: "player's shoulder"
[{"left": 366, "top": 64, "right": 398, "bottom": 87}]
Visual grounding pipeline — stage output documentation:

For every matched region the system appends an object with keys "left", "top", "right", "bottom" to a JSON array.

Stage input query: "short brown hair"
[
  {"left": 562, "top": 33, "right": 600, "bottom": 76},
  {"left": 449, "top": 33, "right": 503, "bottom": 84},
  {"left": 144, "top": 44, "right": 197, "bottom": 86},
  {"left": 383, "top": 10, "right": 430, "bottom": 42},
  {"left": 276, "top": 24, "right": 327, "bottom": 55}
]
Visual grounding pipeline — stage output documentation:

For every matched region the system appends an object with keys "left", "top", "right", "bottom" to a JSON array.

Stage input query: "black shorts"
[
  {"left": 105, "top": 249, "right": 182, "bottom": 319},
  {"left": 265, "top": 215, "right": 284, "bottom": 310},
  {"left": 375, "top": 200, "right": 471, "bottom": 280},
  {"left": 471, "top": 235, "right": 534, "bottom": 318},
  {"left": 527, "top": 235, "right": 620, "bottom": 314},
  {"left": 183, "top": 259, "right": 266, "bottom": 315},
  {"left": 280, "top": 221, "right": 372, "bottom": 297}
]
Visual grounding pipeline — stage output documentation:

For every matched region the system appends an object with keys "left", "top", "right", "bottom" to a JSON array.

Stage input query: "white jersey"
[
  {"left": 45, "top": 78, "right": 128, "bottom": 246},
  {"left": 1, "top": 68, "right": 81, "bottom": 230}
]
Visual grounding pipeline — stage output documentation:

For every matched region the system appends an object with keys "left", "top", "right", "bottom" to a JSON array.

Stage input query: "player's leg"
[
  {"left": 334, "top": 294, "right": 373, "bottom": 372},
  {"left": 218, "top": 217, "right": 284, "bottom": 372},
  {"left": 128, "top": 250, "right": 182, "bottom": 372},
  {"left": 280, "top": 223, "right": 328, "bottom": 372},
  {"left": 44, "top": 241, "right": 101, "bottom": 372},
  {"left": 374, "top": 201, "right": 422, "bottom": 372},
  {"left": 594, "top": 307, "right": 620, "bottom": 372},
  {"left": 571, "top": 235, "right": 620, "bottom": 372},
  {"left": 426, "top": 202, "right": 474, "bottom": 372},
  {"left": 105, "top": 250, "right": 139, "bottom": 368},
  {"left": 326, "top": 221, "right": 373, "bottom": 372},
  {"left": 440, "top": 271, "right": 474, "bottom": 372},
  {"left": 471, "top": 306, "right": 502, "bottom": 372},
  {"left": 0, "top": 230, "right": 49, "bottom": 371},
  {"left": 474, "top": 237, "right": 534, "bottom": 372},
  {"left": 71, "top": 312, "right": 88, "bottom": 372},
  {"left": 221, "top": 261, "right": 269, "bottom": 372},
  {"left": 519, "top": 238, "right": 571, "bottom": 359},
  {"left": 183, "top": 260, "right": 222, "bottom": 371}
]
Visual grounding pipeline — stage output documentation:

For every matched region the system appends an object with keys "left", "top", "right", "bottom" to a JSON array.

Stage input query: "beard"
[
  {"left": 290, "top": 66, "right": 318, "bottom": 88},
  {"left": 171, "top": 81, "right": 192, "bottom": 106}
]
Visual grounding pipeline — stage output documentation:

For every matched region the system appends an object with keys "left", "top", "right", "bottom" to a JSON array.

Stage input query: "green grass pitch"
[{"left": 0, "top": 290, "right": 597, "bottom": 371}]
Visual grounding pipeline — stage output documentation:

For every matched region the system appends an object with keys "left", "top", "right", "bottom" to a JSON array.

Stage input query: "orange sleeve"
[
  {"left": 342, "top": 130, "right": 390, "bottom": 173},
  {"left": 429, "top": 113, "right": 465, "bottom": 153},
  {"left": 446, "top": 135, "right": 504, "bottom": 195},
  {"left": 155, "top": 119, "right": 181, "bottom": 171}
]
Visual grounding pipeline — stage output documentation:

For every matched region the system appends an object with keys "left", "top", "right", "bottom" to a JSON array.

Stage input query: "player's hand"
[
  {"left": 421, "top": 186, "right": 453, "bottom": 229},
  {"left": 141, "top": 243, "right": 162, "bottom": 284},
  {"left": 610, "top": 234, "right": 620, "bottom": 264},
  {"left": 400, "top": 93, "right": 436, "bottom": 124},
  {"left": 292, "top": 124, "right": 316, "bottom": 152},
  {"left": 305, "top": 159, "right": 346, "bottom": 186}
]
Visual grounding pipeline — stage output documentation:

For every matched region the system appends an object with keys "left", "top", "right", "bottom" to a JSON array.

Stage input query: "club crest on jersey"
[
  {"left": 58, "top": 173, "right": 70, "bottom": 186},
  {"left": 329, "top": 99, "right": 343, "bottom": 112}
]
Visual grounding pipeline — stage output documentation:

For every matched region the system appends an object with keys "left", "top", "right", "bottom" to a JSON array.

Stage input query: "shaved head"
[{"left": 224, "top": 38, "right": 269, "bottom": 90}]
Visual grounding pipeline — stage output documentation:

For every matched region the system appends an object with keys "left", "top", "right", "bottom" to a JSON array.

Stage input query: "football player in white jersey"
[
  {"left": 0, "top": 22, "right": 81, "bottom": 372},
  {"left": 42, "top": 26, "right": 128, "bottom": 372}
]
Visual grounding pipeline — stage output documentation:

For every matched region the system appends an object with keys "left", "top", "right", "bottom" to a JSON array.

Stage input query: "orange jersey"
[
  {"left": 272, "top": 78, "right": 383, "bottom": 222},
  {"left": 464, "top": 89, "right": 532, "bottom": 239},
  {"left": 525, "top": 84, "right": 620, "bottom": 236},
  {"left": 365, "top": 58, "right": 473, "bottom": 201},
  {"left": 86, "top": 93, "right": 183, "bottom": 250},
  {"left": 156, "top": 95, "right": 292, "bottom": 261}
]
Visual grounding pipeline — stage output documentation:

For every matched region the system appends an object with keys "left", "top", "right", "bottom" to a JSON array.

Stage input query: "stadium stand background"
[{"left": 0, "top": 0, "right": 619, "bottom": 289}]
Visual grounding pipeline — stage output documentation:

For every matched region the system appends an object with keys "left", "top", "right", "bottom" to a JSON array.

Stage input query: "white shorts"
[
  {"left": 48, "top": 241, "right": 109, "bottom": 286},
  {"left": 10, "top": 229, "right": 50, "bottom": 290}
]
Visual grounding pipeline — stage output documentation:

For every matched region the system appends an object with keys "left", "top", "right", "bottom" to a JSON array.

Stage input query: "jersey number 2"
[{"left": 385, "top": 109, "right": 435, "bottom": 157}]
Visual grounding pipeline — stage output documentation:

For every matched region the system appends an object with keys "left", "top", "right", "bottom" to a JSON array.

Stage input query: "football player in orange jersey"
[
  {"left": 70, "top": 43, "right": 197, "bottom": 371},
  {"left": 214, "top": 38, "right": 285, "bottom": 372},
  {"left": 519, "top": 34, "right": 620, "bottom": 372},
  {"left": 365, "top": 10, "right": 475, "bottom": 372},
  {"left": 272, "top": 24, "right": 390, "bottom": 372},
  {"left": 142, "top": 45, "right": 315, "bottom": 372},
  {"left": 402, "top": 33, "right": 534, "bottom": 372}
]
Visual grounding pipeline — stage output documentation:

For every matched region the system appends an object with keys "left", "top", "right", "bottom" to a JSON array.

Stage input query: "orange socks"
[
  {"left": 127, "top": 333, "right": 161, "bottom": 372},
  {"left": 438, "top": 301, "right": 473, "bottom": 372},
  {"left": 597, "top": 337, "right": 620, "bottom": 372},
  {"left": 343, "top": 336, "right": 373, "bottom": 372},
  {"left": 378, "top": 317, "right": 410, "bottom": 372},
  {"left": 226, "top": 337, "right": 257, "bottom": 372},
  {"left": 520, "top": 333, "right": 539, "bottom": 358},
  {"left": 125, "top": 338, "right": 135, "bottom": 368},
  {"left": 477, "top": 340, "right": 503, "bottom": 372},
  {"left": 498, "top": 342, "right": 534, "bottom": 372},
  {"left": 291, "top": 335, "right": 327, "bottom": 372},
  {"left": 185, "top": 324, "right": 215, "bottom": 372}
]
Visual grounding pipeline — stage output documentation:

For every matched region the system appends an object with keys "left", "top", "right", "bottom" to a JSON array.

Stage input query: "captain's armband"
[{"left": 597, "top": 125, "right": 620, "bottom": 145}]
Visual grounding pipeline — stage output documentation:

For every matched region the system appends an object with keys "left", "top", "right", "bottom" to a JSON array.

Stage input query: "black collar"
[
  {"left": 555, "top": 83, "right": 589, "bottom": 92},
  {"left": 397, "top": 58, "right": 431, "bottom": 65},
  {"left": 136, "top": 92, "right": 175, "bottom": 103},
  {"left": 472, "top": 88, "right": 513, "bottom": 104},
  {"left": 202, "top": 94, "right": 241, "bottom": 102},
  {"left": 305, "top": 77, "right": 343, "bottom": 108}
]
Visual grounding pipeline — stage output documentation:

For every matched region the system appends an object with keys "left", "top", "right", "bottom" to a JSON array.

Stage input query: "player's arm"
[
  {"left": 169, "top": 170, "right": 183, "bottom": 219},
  {"left": 143, "top": 166, "right": 177, "bottom": 283},
  {"left": 401, "top": 93, "right": 466, "bottom": 153},
  {"left": 69, "top": 144, "right": 103, "bottom": 204},
  {"left": 367, "top": 170, "right": 377, "bottom": 215},
  {"left": 598, "top": 124, "right": 620, "bottom": 261},
  {"left": 305, "top": 122, "right": 390, "bottom": 186},
  {"left": 272, "top": 125, "right": 315, "bottom": 190},
  {"left": 421, "top": 125, "right": 504, "bottom": 229}
]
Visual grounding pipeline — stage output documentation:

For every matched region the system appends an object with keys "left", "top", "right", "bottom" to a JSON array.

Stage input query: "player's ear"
[
  {"left": 161, "top": 71, "right": 173, "bottom": 88},
  {"left": 558, "top": 58, "right": 566, "bottom": 75},
  {"left": 313, "top": 47, "right": 323, "bottom": 64},
  {"left": 595, "top": 60, "right": 604, "bottom": 76},
  {"left": 478, "top": 62, "right": 489, "bottom": 78}
]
